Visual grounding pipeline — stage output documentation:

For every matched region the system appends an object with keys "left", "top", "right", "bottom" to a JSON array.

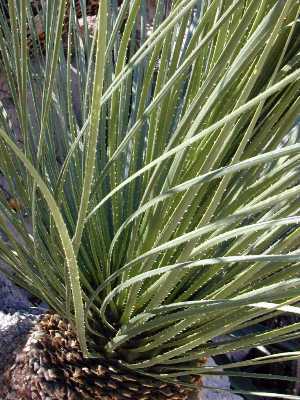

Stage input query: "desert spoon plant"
[{"left": 1, "top": 0, "right": 300, "bottom": 398}]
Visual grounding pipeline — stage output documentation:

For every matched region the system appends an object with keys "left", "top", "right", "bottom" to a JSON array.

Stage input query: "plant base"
[{"left": 2, "top": 313, "right": 202, "bottom": 399}]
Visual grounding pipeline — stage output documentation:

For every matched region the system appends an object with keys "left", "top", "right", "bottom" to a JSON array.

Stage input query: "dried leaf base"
[{"left": 2, "top": 314, "right": 202, "bottom": 400}]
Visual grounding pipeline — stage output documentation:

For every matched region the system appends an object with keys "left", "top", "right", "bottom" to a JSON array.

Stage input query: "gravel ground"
[{"left": 0, "top": 274, "right": 44, "bottom": 389}]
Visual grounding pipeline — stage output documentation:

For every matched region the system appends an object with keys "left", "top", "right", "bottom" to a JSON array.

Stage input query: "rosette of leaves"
[{"left": 1, "top": 0, "right": 300, "bottom": 399}]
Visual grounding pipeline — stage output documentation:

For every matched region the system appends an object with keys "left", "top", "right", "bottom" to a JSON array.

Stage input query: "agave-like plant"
[{"left": 1, "top": 0, "right": 300, "bottom": 399}]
